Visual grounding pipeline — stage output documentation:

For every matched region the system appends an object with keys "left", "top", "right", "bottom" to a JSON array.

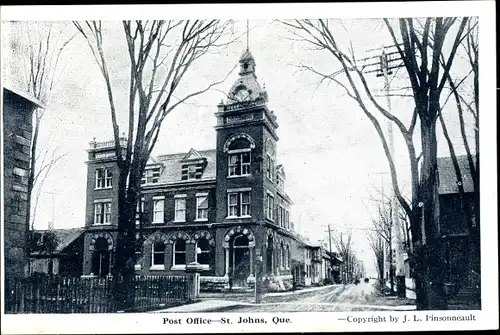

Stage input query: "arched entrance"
[
  {"left": 91, "top": 237, "right": 111, "bottom": 277},
  {"left": 223, "top": 226, "right": 255, "bottom": 288},
  {"left": 231, "top": 234, "right": 250, "bottom": 287},
  {"left": 89, "top": 232, "right": 114, "bottom": 277}
]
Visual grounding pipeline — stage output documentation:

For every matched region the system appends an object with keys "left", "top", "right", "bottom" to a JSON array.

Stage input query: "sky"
[{"left": 1, "top": 7, "right": 488, "bottom": 278}]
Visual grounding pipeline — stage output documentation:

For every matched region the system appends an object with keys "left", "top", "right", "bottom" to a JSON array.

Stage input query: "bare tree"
[
  {"left": 436, "top": 17, "right": 479, "bottom": 287},
  {"left": 366, "top": 230, "right": 384, "bottom": 283},
  {"left": 331, "top": 230, "right": 359, "bottom": 284},
  {"left": 280, "top": 17, "right": 470, "bottom": 309},
  {"left": 73, "top": 20, "right": 235, "bottom": 310},
  {"left": 6, "top": 22, "right": 74, "bottom": 232}
]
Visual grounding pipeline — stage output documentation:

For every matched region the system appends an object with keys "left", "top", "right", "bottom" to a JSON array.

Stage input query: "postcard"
[{"left": 1, "top": 2, "right": 498, "bottom": 333}]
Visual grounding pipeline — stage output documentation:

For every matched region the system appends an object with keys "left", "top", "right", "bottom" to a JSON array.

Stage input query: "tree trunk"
[
  {"left": 419, "top": 117, "right": 448, "bottom": 310},
  {"left": 112, "top": 168, "right": 136, "bottom": 311}
]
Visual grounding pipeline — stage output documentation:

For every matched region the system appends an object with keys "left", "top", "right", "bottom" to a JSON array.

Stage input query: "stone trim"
[
  {"left": 223, "top": 226, "right": 255, "bottom": 248},
  {"left": 223, "top": 133, "right": 256, "bottom": 153},
  {"left": 88, "top": 231, "right": 114, "bottom": 251},
  {"left": 145, "top": 231, "right": 168, "bottom": 245},
  {"left": 190, "top": 230, "right": 215, "bottom": 246},
  {"left": 166, "top": 231, "right": 191, "bottom": 244}
]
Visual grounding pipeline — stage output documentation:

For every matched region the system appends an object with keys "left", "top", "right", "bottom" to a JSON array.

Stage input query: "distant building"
[
  {"left": 3, "top": 87, "right": 44, "bottom": 280},
  {"left": 28, "top": 228, "right": 85, "bottom": 277},
  {"left": 327, "top": 251, "right": 343, "bottom": 284},
  {"left": 81, "top": 49, "right": 314, "bottom": 292}
]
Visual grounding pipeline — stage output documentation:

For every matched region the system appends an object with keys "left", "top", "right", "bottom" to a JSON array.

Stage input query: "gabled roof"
[
  {"left": 3, "top": 86, "right": 45, "bottom": 109},
  {"left": 30, "top": 228, "right": 84, "bottom": 256},
  {"left": 148, "top": 149, "right": 216, "bottom": 184},
  {"left": 276, "top": 164, "right": 286, "bottom": 178},
  {"left": 181, "top": 148, "right": 206, "bottom": 162},
  {"left": 437, "top": 154, "right": 476, "bottom": 194}
]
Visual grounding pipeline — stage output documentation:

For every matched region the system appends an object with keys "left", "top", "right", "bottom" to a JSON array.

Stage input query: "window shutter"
[
  {"left": 181, "top": 164, "right": 188, "bottom": 180},
  {"left": 195, "top": 161, "right": 204, "bottom": 179}
]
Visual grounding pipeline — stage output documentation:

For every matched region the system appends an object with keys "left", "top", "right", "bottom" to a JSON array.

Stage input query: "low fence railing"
[{"left": 5, "top": 274, "right": 192, "bottom": 314}]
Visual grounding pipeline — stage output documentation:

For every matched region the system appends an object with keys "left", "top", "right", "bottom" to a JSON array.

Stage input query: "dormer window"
[
  {"left": 277, "top": 176, "right": 285, "bottom": 191},
  {"left": 141, "top": 167, "right": 161, "bottom": 185},
  {"left": 180, "top": 149, "right": 207, "bottom": 181},
  {"left": 188, "top": 165, "right": 197, "bottom": 180}
]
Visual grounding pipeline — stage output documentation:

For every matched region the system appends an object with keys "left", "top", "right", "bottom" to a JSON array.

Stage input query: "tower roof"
[
  {"left": 226, "top": 48, "right": 268, "bottom": 104},
  {"left": 239, "top": 48, "right": 255, "bottom": 64}
]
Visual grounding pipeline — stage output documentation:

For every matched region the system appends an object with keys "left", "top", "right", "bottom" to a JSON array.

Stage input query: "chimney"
[{"left": 48, "top": 221, "right": 54, "bottom": 230}]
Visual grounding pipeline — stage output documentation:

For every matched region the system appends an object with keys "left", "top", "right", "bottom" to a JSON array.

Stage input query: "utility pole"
[
  {"left": 380, "top": 49, "right": 406, "bottom": 298},
  {"left": 371, "top": 171, "right": 392, "bottom": 291},
  {"left": 363, "top": 45, "right": 406, "bottom": 298},
  {"left": 328, "top": 225, "right": 332, "bottom": 255}
]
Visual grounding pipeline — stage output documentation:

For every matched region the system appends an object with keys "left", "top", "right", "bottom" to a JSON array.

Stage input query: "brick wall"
[{"left": 3, "top": 89, "right": 38, "bottom": 280}]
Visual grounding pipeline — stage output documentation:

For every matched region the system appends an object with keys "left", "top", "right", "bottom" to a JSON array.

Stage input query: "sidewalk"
[{"left": 152, "top": 299, "right": 254, "bottom": 313}]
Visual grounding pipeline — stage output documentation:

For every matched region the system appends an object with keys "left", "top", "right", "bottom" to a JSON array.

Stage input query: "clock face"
[{"left": 233, "top": 88, "right": 250, "bottom": 102}]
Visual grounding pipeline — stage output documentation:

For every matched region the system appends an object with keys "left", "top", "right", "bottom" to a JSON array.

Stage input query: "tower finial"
[{"left": 246, "top": 19, "right": 249, "bottom": 50}]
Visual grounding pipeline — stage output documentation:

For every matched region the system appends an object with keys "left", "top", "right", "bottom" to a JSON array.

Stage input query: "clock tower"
[{"left": 214, "top": 47, "right": 279, "bottom": 235}]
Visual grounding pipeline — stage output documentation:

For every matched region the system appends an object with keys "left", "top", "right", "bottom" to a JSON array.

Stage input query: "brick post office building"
[{"left": 82, "top": 49, "right": 309, "bottom": 291}]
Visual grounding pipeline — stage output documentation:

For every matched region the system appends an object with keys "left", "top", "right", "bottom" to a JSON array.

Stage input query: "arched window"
[
  {"left": 226, "top": 135, "right": 253, "bottom": 177},
  {"left": 151, "top": 242, "right": 165, "bottom": 269},
  {"left": 286, "top": 245, "right": 291, "bottom": 270},
  {"left": 196, "top": 238, "right": 212, "bottom": 268},
  {"left": 280, "top": 242, "right": 284, "bottom": 269},
  {"left": 173, "top": 239, "right": 186, "bottom": 267},
  {"left": 265, "top": 139, "right": 275, "bottom": 181}
]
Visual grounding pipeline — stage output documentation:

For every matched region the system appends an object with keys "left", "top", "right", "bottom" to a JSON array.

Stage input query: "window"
[
  {"left": 280, "top": 243, "right": 284, "bottom": 269},
  {"left": 95, "top": 168, "right": 112, "bottom": 189},
  {"left": 153, "top": 197, "right": 164, "bottom": 223},
  {"left": 286, "top": 245, "right": 291, "bottom": 269},
  {"left": 94, "top": 201, "right": 111, "bottom": 224},
  {"left": 141, "top": 167, "right": 161, "bottom": 184},
  {"left": 188, "top": 165, "right": 197, "bottom": 180},
  {"left": 196, "top": 238, "right": 212, "bottom": 268},
  {"left": 285, "top": 210, "right": 290, "bottom": 229},
  {"left": 96, "top": 169, "right": 105, "bottom": 188},
  {"left": 173, "top": 240, "right": 186, "bottom": 267},
  {"left": 267, "top": 154, "right": 274, "bottom": 181},
  {"left": 228, "top": 151, "right": 251, "bottom": 176},
  {"left": 174, "top": 196, "right": 186, "bottom": 222},
  {"left": 241, "top": 192, "right": 251, "bottom": 216},
  {"left": 266, "top": 193, "right": 274, "bottom": 221},
  {"left": 181, "top": 160, "right": 206, "bottom": 180},
  {"left": 228, "top": 193, "right": 238, "bottom": 217},
  {"left": 279, "top": 206, "right": 285, "bottom": 227},
  {"left": 151, "top": 242, "right": 165, "bottom": 269},
  {"left": 227, "top": 190, "right": 251, "bottom": 218},
  {"left": 196, "top": 194, "right": 209, "bottom": 221},
  {"left": 105, "top": 170, "right": 113, "bottom": 188},
  {"left": 135, "top": 198, "right": 145, "bottom": 225},
  {"left": 277, "top": 176, "right": 285, "bottom": 191},
  {"left": 265, "top": 139, "right": 275, "bottom": 181}
]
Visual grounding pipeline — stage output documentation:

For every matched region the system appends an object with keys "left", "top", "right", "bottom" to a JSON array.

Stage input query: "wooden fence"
[{"left": 5, "top": 274, "right": 192, "bottom": 314}]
